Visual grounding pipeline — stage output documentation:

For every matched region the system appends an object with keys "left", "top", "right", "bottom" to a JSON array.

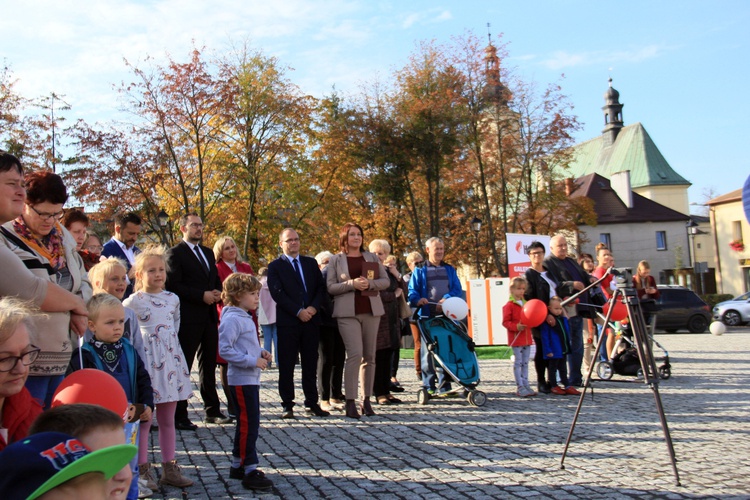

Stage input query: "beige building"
[{"left": 706, "top": 189, "right": 749, "bottom": 296}]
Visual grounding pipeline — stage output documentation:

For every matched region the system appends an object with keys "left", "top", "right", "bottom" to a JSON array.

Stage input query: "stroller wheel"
[
  {"left": 597, "top": 361, "right": 613, "bottom": 380},
  {"left": 467, "top": 390, "right": 487, "bottom": 407},
  {"left": 417, "top": 388, "right": 431, "bottom": 405},
  {"left": 659, "top": 365, "right": 671, "bottom": 380}
]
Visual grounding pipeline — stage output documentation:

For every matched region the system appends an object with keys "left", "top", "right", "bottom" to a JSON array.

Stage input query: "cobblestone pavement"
[{"left": 144, "top": 329, "right": 750, "bottom": 499}]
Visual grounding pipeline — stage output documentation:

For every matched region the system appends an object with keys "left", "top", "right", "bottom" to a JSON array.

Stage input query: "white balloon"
[
  {"left": 442, "top": 297, "right": 468, "bottom": 320},
  {"left": 709, "top": 321, "right": 726, "bottom": 336}
]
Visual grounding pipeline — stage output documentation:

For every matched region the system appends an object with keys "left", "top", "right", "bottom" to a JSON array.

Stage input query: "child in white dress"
[{"left": 123, "top": 245, "right": 193, "bottom": 489}]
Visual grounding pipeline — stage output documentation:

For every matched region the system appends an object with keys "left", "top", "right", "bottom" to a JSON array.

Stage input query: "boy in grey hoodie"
[{"left": 218, "top": 273, "right": 274, "bottom": 491}]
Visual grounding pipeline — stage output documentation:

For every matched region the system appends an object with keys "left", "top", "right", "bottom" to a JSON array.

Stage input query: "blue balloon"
[{"left": 744, "top": 174, "right": 750, "bottom": 225}]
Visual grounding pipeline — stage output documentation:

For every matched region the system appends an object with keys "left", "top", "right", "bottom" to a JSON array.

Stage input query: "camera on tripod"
[{"left": 610, "top": 267, "right": 633, "bottom": 288}]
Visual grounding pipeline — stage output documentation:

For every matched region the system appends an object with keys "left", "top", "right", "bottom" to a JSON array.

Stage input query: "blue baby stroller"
[{"left": 413, "top": 308, "right": 486, "bottom": 407}]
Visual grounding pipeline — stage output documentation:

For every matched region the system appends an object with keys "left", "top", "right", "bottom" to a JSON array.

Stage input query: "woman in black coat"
[{"left": 523, "top": 241, "right": 559, "bottom": 394}]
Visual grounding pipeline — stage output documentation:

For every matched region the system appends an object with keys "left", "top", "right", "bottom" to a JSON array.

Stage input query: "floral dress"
[{"left": 123, "top": 290, "right": 192, "bottom": 404}]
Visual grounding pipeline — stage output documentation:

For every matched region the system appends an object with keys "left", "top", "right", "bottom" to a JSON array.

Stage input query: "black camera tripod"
[{"left": 558, "top": 270, "right": 681, "bottom": 486}]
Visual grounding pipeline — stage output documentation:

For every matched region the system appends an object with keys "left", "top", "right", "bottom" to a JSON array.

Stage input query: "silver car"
[{"left": 713, "top": 292, "right": 750, "bottom": 326}]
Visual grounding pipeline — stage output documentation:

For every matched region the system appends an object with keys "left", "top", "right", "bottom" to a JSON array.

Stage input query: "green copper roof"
[{"left": 566, "top": 122, "right": 690, "bottom": 188}]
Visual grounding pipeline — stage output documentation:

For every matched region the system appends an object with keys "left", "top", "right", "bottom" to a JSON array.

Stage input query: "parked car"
[
  {"left": 713, "top": 291, "right": 750, "bottom": 326},
  {"left": 653, "top": 285, "right": 711, "bottom": 333}
]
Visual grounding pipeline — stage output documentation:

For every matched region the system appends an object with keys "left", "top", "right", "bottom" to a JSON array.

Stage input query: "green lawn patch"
[{"left": 400, "top": 346, "right": 513, "bottom": 360}]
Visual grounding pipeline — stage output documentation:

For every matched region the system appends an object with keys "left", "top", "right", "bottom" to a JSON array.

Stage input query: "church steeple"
[
  {"left": 482, "top": 24, "right": 510, "bottom": 107},
  {"left": 602, "top": 77, "right": 624, "bottom": 146}
]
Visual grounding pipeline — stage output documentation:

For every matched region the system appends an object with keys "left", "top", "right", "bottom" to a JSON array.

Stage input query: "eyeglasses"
[
  {"left": 29, "top": 205, "right": 65, "bottom": 221},
  {"left": 86, "top": 245, "right": 104, "bottom": 252},
  {"left": 529, "top": 251, "right": 544, "bottom": 256},
  {"left": 283, "top": 238, "right": 300, "bottom": 243},
  {"left": 0, "top": 346, "right": 41, "bottom": 372}
]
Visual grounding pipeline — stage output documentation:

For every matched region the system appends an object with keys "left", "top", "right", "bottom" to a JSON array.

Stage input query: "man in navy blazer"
[
  {"left": 166, "top": 212, "right": 229, "bottom": 429},
  {"left": 101, "top": 212, "right": 142, "bottom": 299},
  {"left": 267, "top": 228, "right": 329, "bottom": 418}
]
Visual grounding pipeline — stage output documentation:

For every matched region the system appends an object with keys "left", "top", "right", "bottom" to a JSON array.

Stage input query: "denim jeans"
[
  {"left": 420, "top": 344, "right": 451, "bottom": 393},
  {"left": 261, "top": 323, "right": 278, "bottom": 365},
  {"left": 567, "top": 315, "right": 584, "bottom": 386},
  {"left": 25, "top": 374, "right": 65, "bottom": 409}
]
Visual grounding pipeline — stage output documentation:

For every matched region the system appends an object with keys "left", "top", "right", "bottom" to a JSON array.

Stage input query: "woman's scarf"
[{"left": 12, "top": 217, "right": 67, "bottom": 270}]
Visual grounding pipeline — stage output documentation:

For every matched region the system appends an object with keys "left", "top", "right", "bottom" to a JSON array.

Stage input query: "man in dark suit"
[
  {"left": 101, "top": 212, "right": 142, "bottom": 299},
  {"left": 543, "top": 234, "right": 594, "bottom": 387},
  {"left": 166, "top": 212, "right": 230, "bottom": 429},
  {"left": 267, "top": 228, "right": 329, "bottom": 419}
]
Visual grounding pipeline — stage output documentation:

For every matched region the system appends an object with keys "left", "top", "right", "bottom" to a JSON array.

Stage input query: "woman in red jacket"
[
  {"left": 213, "top": 236, "right": 255, "bottom": 420},
  {"left": 0, "top": 297, "right": 43, "bottom": 451}
]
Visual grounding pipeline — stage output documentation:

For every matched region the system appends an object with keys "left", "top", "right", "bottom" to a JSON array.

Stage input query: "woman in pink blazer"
[{"left": 326, "top": 223, "right": 389, "bottom": 419}]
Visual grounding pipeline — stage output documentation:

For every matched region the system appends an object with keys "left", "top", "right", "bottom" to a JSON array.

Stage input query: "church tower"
[
  {"left": 482, "top": 30, "right": 510, "bottom": 107},
  {"left": 602, "top": 77, "right": 624, "bottom": 146}
]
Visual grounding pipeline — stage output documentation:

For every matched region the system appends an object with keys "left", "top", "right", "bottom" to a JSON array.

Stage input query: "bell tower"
[{"left": 602, "top": 77, "right": 624, "bottom": 146}]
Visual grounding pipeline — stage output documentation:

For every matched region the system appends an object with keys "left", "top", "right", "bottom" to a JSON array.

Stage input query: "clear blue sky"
[{"left": 5, "top": 0, "right": 748, "bottom": 210}]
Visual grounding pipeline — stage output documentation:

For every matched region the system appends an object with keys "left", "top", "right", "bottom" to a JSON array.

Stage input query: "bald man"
[{"left": 543, "top": 234, "right": 593, "bottom": 387}]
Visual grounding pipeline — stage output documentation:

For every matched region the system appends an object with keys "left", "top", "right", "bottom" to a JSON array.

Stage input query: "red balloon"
[
  {"left": 522, "top": 299, "right": 548, "bottom": 327},
  {"left": 603, "top": 300, "right": 628, "bottom": 322},
  {"left": 52, "top": 368, "right": 129, "bottom": 421}
]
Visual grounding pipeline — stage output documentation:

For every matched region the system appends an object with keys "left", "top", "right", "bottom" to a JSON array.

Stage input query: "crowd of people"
[{"left": 0, "top": 150, "right": 659, "bottom": 498}]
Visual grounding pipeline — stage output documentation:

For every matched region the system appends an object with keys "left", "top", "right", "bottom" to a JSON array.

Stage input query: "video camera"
[{"left": 609, "top": 267, "right": 633, "bottom": 288}]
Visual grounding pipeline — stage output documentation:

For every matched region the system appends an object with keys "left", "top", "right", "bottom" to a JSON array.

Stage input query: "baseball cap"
[{"left": 0, "top": 431, "right": 137, "bottom": 500}]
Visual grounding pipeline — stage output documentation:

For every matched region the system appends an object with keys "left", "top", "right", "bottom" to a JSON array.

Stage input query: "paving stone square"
[{"left": 143, "top": 330, "right": 750, "bottom": 499}]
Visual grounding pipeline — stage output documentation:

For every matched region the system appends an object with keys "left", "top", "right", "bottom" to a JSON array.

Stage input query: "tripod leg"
[
  {"left": 561, "top": 289, "right": 621, "bottom": 469},
  {"left": 650, "top": 383, "right": 681, "bottom": 486},
  {"left": 629, "top": 294, "right": 681, "bottom": 485}
]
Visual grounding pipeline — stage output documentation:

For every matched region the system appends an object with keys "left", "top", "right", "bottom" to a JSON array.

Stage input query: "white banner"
[{"left": 506, "top": 233, "right": 551, "bottom": 278}]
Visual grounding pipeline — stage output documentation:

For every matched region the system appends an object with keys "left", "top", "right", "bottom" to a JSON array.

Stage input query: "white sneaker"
[{"left": 137, "top": 478, "right": 153, "bottom": 498}]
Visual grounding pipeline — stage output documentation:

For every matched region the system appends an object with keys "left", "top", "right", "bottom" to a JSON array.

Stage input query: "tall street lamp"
[
  {"left": 157, "top": 209, "right": 170, "bottom": 246},
  {"left": 471, "top": 216, "right": 482, "bottom": 278}
]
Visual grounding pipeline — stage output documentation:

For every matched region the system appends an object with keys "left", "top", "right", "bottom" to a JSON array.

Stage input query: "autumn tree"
[
  {"left": 121, "top": 47, "right": 226, "bottom": 224},
  {"left": 214, "top": 45, "right": 316, "bottom": 264}
]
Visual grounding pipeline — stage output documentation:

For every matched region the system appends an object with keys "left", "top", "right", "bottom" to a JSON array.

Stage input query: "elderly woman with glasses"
[
  {"left": 0, "top": 297, "right": 43, "bottom": 451},
  {"left": 1, "top": 170, "right": 92, "bottom": 408}
]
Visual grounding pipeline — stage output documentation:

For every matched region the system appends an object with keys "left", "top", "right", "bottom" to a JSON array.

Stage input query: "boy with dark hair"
[
  {"left": 218, "top": 273, "right": 274, "bottom": 491},
  {"left": 30, "top": 403, "right": 135, "bottom": 499},
  {"left": 0, "top": 430, "right": 136, "bottom": 500}
]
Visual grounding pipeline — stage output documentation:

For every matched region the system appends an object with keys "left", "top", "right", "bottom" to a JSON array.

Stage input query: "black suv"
[{"left": 653, "top": 285, "right": 711, "bottom": 333}]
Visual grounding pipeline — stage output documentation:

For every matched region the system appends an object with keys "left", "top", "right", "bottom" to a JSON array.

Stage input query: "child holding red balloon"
[
  {"left": 540, "top": 297, "right": 581, "bottom": 396},
  {"left": 67, "top": 293, "right": 154, "bottom": 499},
  {"left": 123, "top": 246, "right": 194, "bottom": 490},
  {"left": 502, "top": 277, "right": 537, "bottom": 397}
]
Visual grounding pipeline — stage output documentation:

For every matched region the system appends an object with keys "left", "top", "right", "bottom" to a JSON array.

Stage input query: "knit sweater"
[{"left": 0, "top": 223, "right": 92, "bottom": 376}]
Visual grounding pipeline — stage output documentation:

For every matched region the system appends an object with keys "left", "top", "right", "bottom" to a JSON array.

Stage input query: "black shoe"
[
  {"left": 205, "top": 413, "right": 233, "bottom": 424},
  {"left": 175, "top": 419, "right": 198, "bottom": 431},
  {"left": 305, "top": 405, "right": 330, "bottom": 417},
  {"left": 242, "top": 469, "right": 273, "bottom": 490},
  {"left": 229, "top": 466, "right": 244, "bottom": 480},
  {"left": 538, "top": 383, "right": 551, "bottom": 394},
  {"left": 389, "top": 384, "right": 405, "bottom": 393},
  {"left": 281, "top": 409, "right": 294, "bottom": 419}
]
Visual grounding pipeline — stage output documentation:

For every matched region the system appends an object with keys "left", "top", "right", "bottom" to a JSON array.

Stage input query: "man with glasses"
[
  {"left": 267, "top": 228, "right": 328, "bottom": 419},
  {"left": 166, "top": 213, "right": 228, "bottom": 429},
  {"left": 543, "top": 234, "right": 594, "bottom": 387},
  {"left": 101, "top": 212, "right": 142, "bottom": 299}
]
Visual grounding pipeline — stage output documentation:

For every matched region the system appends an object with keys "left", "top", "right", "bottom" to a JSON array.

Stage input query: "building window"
[
  {"left": 599, "top": 233, "right": 611, "bottom": 249},
  {"left": 656, "top": 231, "right": 667, "bottom": 251},
  {"left": 733, "top": 221, "right": 743, "bottom": 242}
]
